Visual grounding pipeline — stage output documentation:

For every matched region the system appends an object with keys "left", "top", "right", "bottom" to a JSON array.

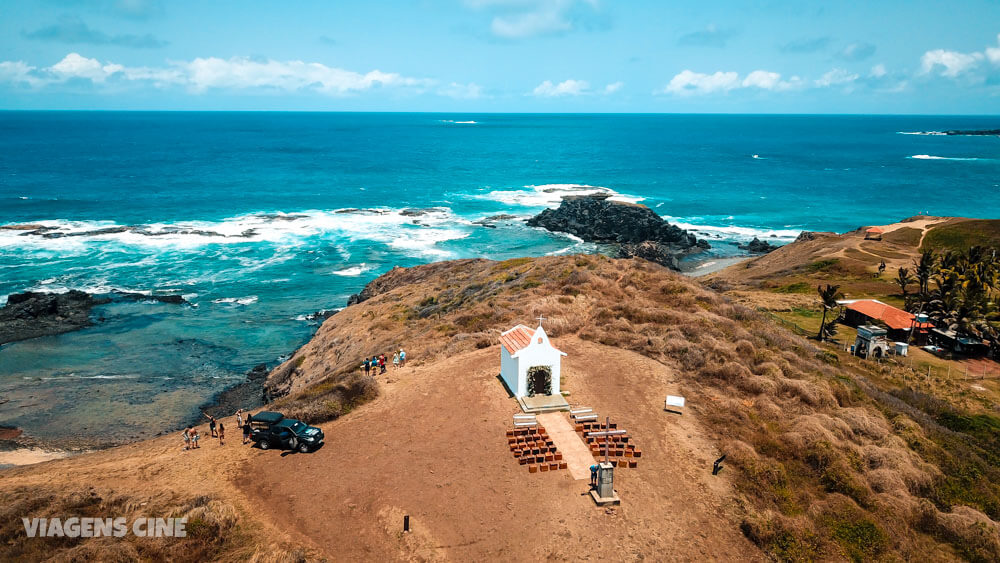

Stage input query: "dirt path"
[
  {"left": 238, "top": 337, "right": 761, "bottom": 560},
  {"left": 536, "top": 412, "right": 593, "bottom": 480}
]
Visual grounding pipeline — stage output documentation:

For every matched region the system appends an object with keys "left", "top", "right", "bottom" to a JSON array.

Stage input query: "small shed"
[
  {"left": 864, "top": 227, "right": 883, "bottom": 241},
  {"left": 855, "top": 324, "right": 890, "bottom": 359},
  {"left": 499, "top": 323, "right": 566, "bottom": 397}
]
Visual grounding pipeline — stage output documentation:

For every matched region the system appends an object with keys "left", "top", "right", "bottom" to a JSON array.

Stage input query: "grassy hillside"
[
  {"left": 922, "top": 219, "right": 1000, "bottom": 252},
  {"left": 267, "top": 255, "right": 1000, "bottom": 561}
]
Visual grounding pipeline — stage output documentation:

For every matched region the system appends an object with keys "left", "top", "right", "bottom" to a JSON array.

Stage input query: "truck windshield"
[{"left": 288, "top": 421, "right": 305, "bottom": 432}]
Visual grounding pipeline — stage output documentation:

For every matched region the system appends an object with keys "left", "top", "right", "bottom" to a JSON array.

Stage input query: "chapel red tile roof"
[
  {"left": 866, "top": 227, "right": 884, "bottom": 234},
  {"left": 845, "top": 299, "right": 932, "bottom": 331},
  {"left": 500, "top": 325, "right": 535, "bottom": 355}
]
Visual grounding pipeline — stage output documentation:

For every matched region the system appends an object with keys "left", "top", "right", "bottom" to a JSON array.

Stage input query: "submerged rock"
[
  {"left": 525, "top": 194, "right": 708, "bottom": 269},
  {"left": 0, "top": 291, "right": 110, "bottom": 345}
]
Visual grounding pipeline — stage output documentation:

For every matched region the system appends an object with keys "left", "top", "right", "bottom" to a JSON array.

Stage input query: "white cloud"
[
  {"left": 439, "top": 81, "right": 484, "bottom": 99},
  {"left": 663, "top": 69, "right": 797, "bottom": 95},
  {"left": 0, "top": 52, "right": 436, "bottom": 97},
  {"left": 532, "top": 78, "right": 590, "bottom": 96},
  {"left": 815, "top": 68, "right": 859, "bottom": 87},
  {"left": 664, "top": 70, "right": 740, "bottom": 94},
  {"left": 920, "top": 49, "right": 983, "bottom": 77},
  {"left": 467, "top": 0, "right": 603, "bottom": 39},
  {"left": 869, "top": 63, "right": 887, "bottom": 78},
  {"left": 0, "top": 61, "right": 43, "bottom": 87},
  {"left": 50, "top": 53, "right": 122, "bottom": 82},
  {"left": 603, "top": 81, "right": 623, "bottom": 94},
  {"left": 985, "top": 33, "right": 1000, "bottom": 65},
  {"left": 742, "top": 70, "right": 781, "bottom": 89}
]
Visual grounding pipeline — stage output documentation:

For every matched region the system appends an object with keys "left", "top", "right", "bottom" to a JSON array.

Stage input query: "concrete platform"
[
  {"left": 589, "top": 489, "right": 621, "bottom": 506},
  {"left": 536, "top": 412, "right": 595, "bottom": 480},
  {"left": 517, "top": 393, "right": 570, "bottom": 414}
]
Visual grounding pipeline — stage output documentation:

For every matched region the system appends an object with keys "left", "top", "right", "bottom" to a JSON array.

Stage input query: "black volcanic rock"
[
  {"left": 738, "top": 237, "right": 780, "bottom": 254},
  {"left": 944, "top": 129, "right": 1000, "bottom": 136},
  {"left": 0, "top": 291, "right": 110, "bottom": 345},
  {"left": 525, "top": 194, "right": 708, "bottom": 269}
]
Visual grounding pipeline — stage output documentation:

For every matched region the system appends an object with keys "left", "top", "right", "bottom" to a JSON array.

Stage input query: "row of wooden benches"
[{"left": 570, "top": 407, "right": 641, "bottom": 465}]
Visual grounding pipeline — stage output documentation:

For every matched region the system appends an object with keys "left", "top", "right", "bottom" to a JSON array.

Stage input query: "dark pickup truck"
[{"left": 249, "top": 411, "right": 324, "bottom": 453}]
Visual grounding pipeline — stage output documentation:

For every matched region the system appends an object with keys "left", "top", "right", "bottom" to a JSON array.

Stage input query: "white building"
[{"left": 499, "top": 323, "right": 566, "bottom": 397}]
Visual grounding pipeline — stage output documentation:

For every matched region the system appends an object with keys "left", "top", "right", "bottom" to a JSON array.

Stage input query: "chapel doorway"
[{"left": 527, "top": 365, "right": 552, "bottom": 396}]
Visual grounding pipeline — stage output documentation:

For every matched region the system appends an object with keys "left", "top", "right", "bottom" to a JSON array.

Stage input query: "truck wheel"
[
  {"left": 287, "top": 437, "right": 298, "bottom": 450},
  {"left": 259, "top": 440, "right": 270, "bottom": 450},
  {"left": 298, "top": 442, "right": 310, "bottom": 453}
]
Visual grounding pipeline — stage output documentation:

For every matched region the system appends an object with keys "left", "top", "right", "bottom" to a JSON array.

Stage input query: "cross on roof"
[{"left": 536, "top": 315, "right": 546, "bottom": 327}]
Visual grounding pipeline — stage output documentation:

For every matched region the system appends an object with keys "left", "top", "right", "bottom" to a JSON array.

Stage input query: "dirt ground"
[
  {"left": 0, "top": 336, "right": 760, "bottom": 561},
  {"left": 240, "top": 337, "right": 761, "bottom": 561}
]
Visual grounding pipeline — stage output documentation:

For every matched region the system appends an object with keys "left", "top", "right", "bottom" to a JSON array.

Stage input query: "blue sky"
[{"left": 1, "top": 0, "right": 998, "bottom": 113}]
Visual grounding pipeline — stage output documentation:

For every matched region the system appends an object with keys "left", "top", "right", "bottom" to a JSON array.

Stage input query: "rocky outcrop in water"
[
  {"left": 944, "top": 129, "right": 1000, "bottom": 136},
  {"left": 738, "top": 237, "right": 780, "bottom": 254},
  {"left": 0, "top": 290, "right": 189, "bottom": 344},
  {"left": 525, "top": 194, "right": 708, "bottom": 269},
  {"left": 0, "top": 291, "right": 110, "bottom": 345}
]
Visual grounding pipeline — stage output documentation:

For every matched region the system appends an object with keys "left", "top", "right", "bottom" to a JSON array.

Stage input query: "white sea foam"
[
  {"left": 908, "top": 154, "right": 988, "bottom": 161},
  {"left": 331, "top": 264, "right": 372, "bottom": 276},
  {"left": 469, "top": 184, "right": 643, "bottom": 209},
  {"left": 440, "top": 119, "right": 478, "bottom": 124},
  {"left": 0, "top": 207, "right": 472, "bottom": 259},
  {"left": 662, "top": 216, "right": 801, "bottom": 243},
  {"left": 212, "top": 296, "right": 258, "bottom": 305},
  {"left": 897, "top": 131, "right": 946, "bottom": 136}
]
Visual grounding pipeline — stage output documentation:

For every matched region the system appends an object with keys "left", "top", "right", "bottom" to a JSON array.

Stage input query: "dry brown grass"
[
  {"left": 0, "top": 486, "right": 299, "bottom": 563},
  {"left": 263, "top": 254, "right": 1000, "bottom": 561}
]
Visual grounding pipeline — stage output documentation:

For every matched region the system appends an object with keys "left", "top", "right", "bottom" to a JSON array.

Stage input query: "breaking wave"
[
  {"left": 908, "top": 154, "right": 989, "bottom": 161},
  {"left": 662, "top": 216, "right": 801, "bottom": 243},
  {"left": 0, "top": 207, "right": 471, "bottom": 259},
  {"left": 467, "top": 184, "right": 643, "bottom": 208},
  {"left": 212, "top": 296, "right": 258, "bottom": 305}
]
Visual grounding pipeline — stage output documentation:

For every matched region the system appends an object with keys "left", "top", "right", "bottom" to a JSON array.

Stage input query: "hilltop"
[{"left": 3, "top": 254, "right": 999, "bottom": 560}]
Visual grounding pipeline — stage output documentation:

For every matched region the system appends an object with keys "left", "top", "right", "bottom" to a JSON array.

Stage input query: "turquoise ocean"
[{"left": 1, "top": 112, "right": 998, "bottom": 443}]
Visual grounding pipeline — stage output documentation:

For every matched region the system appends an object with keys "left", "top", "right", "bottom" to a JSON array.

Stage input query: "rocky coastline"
[{"left": 525, "top": 193, "right": 709, "bottom": 269}]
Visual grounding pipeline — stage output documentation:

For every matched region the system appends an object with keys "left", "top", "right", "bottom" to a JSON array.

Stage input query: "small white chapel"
[{"left": 499, "top": 321, "right": 566, "bottom": 397}]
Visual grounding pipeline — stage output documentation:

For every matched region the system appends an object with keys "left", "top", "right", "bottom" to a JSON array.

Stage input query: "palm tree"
[
  {"left": 817, "top": 284, "right": 843, "bottom": 342},
  {"left": 914, "top": 250, "right": 935, "bottom": 298},
  {"left": 895, "top": 267, "right": 914, "bottom": 298}
]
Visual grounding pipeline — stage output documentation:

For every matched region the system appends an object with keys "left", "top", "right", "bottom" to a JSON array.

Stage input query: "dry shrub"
[
  {"left": 867, "top": 468, "right": 908, "bottom": 494},
  {"left": 839, "top": 407, "right": 891, "bottom": 441},
  {"left": 754, "top": 361, "right": 783, "bottom": 379},
  {"left": 735, "top": 339, "right": 756, "bottom": 357},
  {"left": 917, "top": 501, "right": 1000, "bottom": 562},
  {"left": 778, "top": 378, "right": 836, "bottom": 408}
]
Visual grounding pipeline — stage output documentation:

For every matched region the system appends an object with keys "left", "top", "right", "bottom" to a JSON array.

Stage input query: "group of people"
[
  {"left": 182, "top": 409, "right": 255, "bottom": 451},
  {"left": 362, "top": 348, "right": 405, "bottom": 377}
]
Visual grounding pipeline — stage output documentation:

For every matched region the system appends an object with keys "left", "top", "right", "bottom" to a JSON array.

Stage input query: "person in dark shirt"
[{"left": 204, "top": 413, "right": 218, "bottom": 437}]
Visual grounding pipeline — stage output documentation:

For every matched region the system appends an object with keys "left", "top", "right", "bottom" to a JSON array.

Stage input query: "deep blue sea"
[{"left": 1, "top": 112, "right": 998, "bottom": 443}]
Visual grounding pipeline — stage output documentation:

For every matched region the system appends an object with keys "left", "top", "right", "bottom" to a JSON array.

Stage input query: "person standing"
[
  {"left": 590, "top": 464, "right": 599, "bottom": 488},
  {"left": 236, "top": 409, "right": 243, "bottom": 429},
  {"left": 399, "top": 348, "right": 406, "bottom": 368},
  {"left": 242, "top": 418, "right": 251, "bottom": 444},
  {"left": 379, "top": 354, "right": 387, "bottom": 374},
  {"left": 182, "top": 427, "right": 191, "bottom": 451},
  {"left": 204, "top": 413, "right": 218, "bottom": 438},
  {"left": 392, "top": 351, "right": 400, "bottom": 371},
  {"left": 218, "top": 423, "right": 225, "bottom": 446},
  {"left": 192, "top": 428, "right": 201, "bottom": 449}
]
